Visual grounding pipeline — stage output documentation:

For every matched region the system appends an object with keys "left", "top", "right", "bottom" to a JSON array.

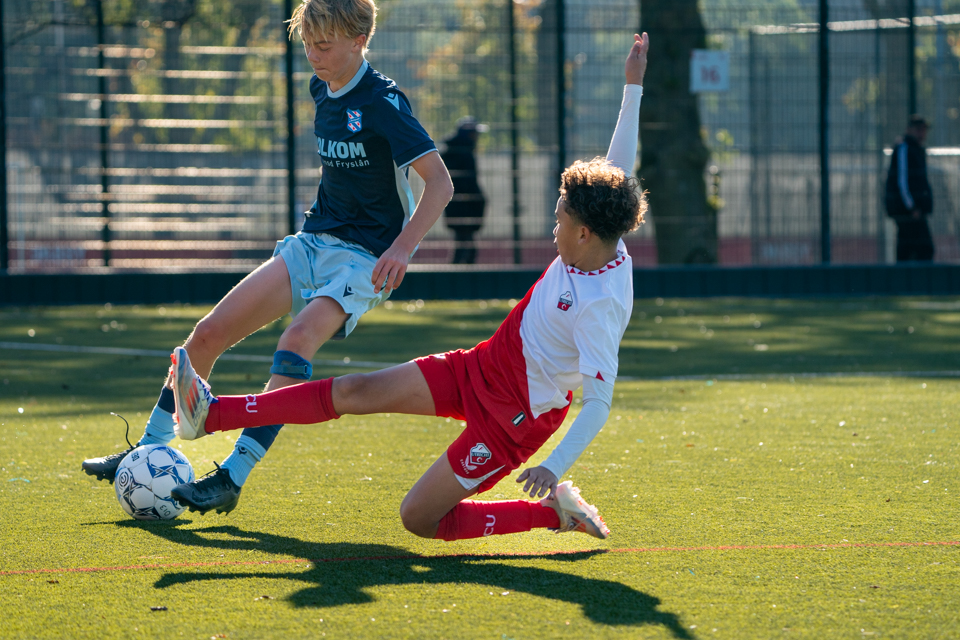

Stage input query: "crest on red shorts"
[
  {"left": 557, "top": 291, "right": 573, "bottom": 311},
  {"left": 468, "top": 443, "right": 491, "bottom": 467}
]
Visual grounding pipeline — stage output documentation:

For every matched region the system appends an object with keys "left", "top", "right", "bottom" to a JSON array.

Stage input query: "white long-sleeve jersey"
[{"left": 465, "top": 84, "right": 642, "bottom": 479}]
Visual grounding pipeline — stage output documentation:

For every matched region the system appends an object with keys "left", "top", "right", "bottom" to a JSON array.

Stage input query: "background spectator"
[
  {"left": 441, "top": 117, "right": 488, "bottom": 264},
  {"left": 885, "top": 115, "right": 934, "bottom": 262}
]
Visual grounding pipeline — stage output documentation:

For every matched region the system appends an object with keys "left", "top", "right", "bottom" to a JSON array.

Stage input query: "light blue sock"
[
  {"left": 220, "top": 435, "right": 266, "bottom": 487},
  {"left": 137, "top": 387, "right": 177, "bottom": 446}
]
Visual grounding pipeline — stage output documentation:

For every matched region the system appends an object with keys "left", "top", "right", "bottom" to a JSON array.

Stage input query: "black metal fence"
[{"left": 2, "top": 0, "right": 958, "bottom": 273}]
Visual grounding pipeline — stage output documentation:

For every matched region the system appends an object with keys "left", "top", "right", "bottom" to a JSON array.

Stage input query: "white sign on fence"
[{"left": 690, "top": 50, "right": 730, "bottom": 93}]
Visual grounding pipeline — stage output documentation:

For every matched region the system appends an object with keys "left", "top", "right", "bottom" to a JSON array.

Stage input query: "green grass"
[{"left": 1, "top": 297, "right": 959, "bottom": 639}]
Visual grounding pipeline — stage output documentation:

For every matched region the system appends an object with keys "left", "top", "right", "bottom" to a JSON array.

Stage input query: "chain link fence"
[{"left": 3, "top": 0, "right": 959, "bottom": 272}]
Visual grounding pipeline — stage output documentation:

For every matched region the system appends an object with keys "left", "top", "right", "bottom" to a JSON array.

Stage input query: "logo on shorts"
[
  {"left": 346, "top": 109, "right": 363, "bottom": 132},
  {"left": 557, "top": 291, "right": 573, "bottom": 311},
  {"left": 343, "top": 283, "right": 354, "bottom": 297},
  {"left": 245, "top": 394, "right": 258, "bottom": 413},
  {"left": 468, "top": 443, "right": 491, "bottom": 467},
  {"left": 511, "top": 411, "right": 526, "bottom": 427}
]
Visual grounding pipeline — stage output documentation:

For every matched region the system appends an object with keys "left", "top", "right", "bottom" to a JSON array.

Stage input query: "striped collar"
[{"left": 566, "top": 250, "right": 627, "bottom": 276}]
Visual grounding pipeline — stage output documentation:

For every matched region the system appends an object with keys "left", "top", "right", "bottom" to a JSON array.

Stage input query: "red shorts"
[{"left": 415, "top": 349, "right": 569, "bottom": 494}]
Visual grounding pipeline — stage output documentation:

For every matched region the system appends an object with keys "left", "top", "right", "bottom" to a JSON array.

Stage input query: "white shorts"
[{"left": 273, "top": 232, "right": 390, "bottom": 340}]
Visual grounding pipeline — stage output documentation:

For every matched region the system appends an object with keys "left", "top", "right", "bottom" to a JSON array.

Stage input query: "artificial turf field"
[{"left": 1, "top": 296, "right": 958, "bottom": 639}]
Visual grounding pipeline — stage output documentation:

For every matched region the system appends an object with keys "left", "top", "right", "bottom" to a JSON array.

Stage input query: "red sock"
[
  {"left": 435, "top": 500, "right": 561, "bottom": 541},
  {"left": 204, "top": 378, "right": 339, "bottom": 433}
]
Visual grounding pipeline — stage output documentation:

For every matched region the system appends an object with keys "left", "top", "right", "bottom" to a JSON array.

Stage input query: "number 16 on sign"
[{"left": 690, "top": 50, "right": 730, "bottom": 93}]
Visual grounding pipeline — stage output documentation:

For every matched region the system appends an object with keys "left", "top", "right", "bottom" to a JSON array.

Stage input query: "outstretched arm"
[
  {"left": 606, "top": 33, "right": 648, "bottom": 174},
  {"left": 516, "top": 375, "right": 614, "bottom": 499},
  {"left": 371, "top": 151, "right": 453, "bottom": 294}
]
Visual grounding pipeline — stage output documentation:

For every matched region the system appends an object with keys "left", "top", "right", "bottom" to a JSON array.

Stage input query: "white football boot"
[
  {"left": 172, "top": 346, "right": 214, "bottom": 441},
  {"left": 541, "top": 481, "right": 611, "bottom": 539}
]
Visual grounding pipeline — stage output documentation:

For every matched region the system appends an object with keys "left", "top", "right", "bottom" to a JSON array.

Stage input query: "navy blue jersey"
[{"left": 302, "top": 61, "right": 437, "bottom": 256}]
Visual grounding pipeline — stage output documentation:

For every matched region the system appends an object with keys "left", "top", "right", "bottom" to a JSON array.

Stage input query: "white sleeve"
[
  {"left": 539, "top": 376, "right": 614, "bottom": 480},
  {"left": 897, "top": 142, "right": 914, "bottom": 210},
  {"left": 574, "top": 297, "right": 627, "bottom": 384},
  {"left": 605, "top": 84, "right": 643, "bottom": 174}
]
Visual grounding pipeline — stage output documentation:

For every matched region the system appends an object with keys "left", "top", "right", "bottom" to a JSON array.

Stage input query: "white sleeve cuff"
[
  {"left": 539, "top": 376, "right": 614, "bottom": 480},
  {"left": 605, "top": 85, "right": 643, "bottom": 174}
]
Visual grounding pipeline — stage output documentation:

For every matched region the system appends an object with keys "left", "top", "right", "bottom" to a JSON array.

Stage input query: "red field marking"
[{"left": 1, "top": 540, "right": 957, "bottom": 577}]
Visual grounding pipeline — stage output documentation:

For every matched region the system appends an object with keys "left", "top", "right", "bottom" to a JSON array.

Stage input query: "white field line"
[
  {"left": 2, "top": 341, "right": 958, "bottom": 381},
  {"left": 0, "top": 341, "right": 399, "bottom": 370}
]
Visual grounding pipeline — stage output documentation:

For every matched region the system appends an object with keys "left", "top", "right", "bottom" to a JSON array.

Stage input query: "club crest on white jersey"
[{"left": 557, "top": 291, "right": 573, "bottom": 311}]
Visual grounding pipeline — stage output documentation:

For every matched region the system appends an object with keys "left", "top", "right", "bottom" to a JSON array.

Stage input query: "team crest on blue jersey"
[
  {"left": 346, "top": 109, "right": 363, "bottom": 132},
  {"left": 557, "top": 291, "right": 573, "bottom": 311}
]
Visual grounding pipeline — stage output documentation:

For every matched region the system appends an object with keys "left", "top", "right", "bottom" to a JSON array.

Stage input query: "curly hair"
[{"left": 560, "top": 158, "right": 646, "bottom": 243}]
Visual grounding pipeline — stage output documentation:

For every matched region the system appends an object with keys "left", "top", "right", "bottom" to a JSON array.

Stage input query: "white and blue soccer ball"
[{"left": 114, "top": 444, "right": 195, "bottom": 520}]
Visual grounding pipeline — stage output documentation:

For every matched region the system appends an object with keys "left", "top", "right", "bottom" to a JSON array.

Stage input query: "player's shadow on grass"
[{"left": 124, "top": 521, "right": 691, "bottom": 638}]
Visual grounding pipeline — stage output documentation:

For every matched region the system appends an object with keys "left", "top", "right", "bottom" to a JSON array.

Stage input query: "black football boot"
[
  {"left": 170, "top": 462, "right": 241, "bottom": 515},
  {"left": 81, "top": 446, "right": 135, "bottom": 483}
]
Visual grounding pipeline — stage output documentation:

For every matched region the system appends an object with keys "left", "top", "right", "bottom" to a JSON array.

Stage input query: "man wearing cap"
[
  {"left": 441, "top": 116, "right": 488, "bottom": 264},
  {"left": 885, "top": 115, "right": 934, "bottom": 262}
]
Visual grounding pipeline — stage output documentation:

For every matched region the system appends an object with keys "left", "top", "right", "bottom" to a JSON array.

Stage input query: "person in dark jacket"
[
  {"left": 885, "top": 115, "right": 934, "bottom": 262},
  {"left": 441, "top": 117, "right": 488, "bottom": 264}
]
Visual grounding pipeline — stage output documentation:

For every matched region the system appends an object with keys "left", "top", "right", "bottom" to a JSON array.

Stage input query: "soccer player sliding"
[{"left": 173, "top": 33, "right": 651, "bottom": 542}]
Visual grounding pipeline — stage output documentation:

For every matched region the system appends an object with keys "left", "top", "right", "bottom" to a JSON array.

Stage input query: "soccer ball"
[{"left": 114, "top": 444, "right": 195, "bottom": 520}]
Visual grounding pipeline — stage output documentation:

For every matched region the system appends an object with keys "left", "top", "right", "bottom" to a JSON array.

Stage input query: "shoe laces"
[
  {"left": 192, "top": 462, "right": 233, "bottom": 493},
  {"left": 103, "top": 447, "right": 135, "bottom": 463},
  {"left": 197, "top": 374, "right": 216, "bottom": 405},
  {"left": 95, "top": 413, "right": 135, "bottom": 462},
  {"left": 110, "top": 412, "right": 135, "bottom": 449}
]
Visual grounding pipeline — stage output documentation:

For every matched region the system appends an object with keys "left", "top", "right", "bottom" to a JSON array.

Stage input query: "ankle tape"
[{"left": 270, "top": 350, "right": 313, "bottom": 380}]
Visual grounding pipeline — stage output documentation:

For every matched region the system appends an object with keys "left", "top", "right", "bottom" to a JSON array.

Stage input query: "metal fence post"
[
  {"left": 819, "top": 0, "right": 830, "bottom": 264},
  {"left": 907, "top": 0, "right": 916, "bottom": 115},
  {"left": 875, "top": 22, "right": 887, "bottom": 263},
  {"left": 285, "top": 0, "right": 297, "bottom": 236},
  {"left": 555, "top": 0, "right": 566, "bottom": 193},
  {"left": 748, "top": 29, "right": 759, "bottom": 265},
  {"left": 508, "top": 0, "right": 521, "bottom": 264},
  {"left": 97, "top": 0, "right": 111, "bottom": 266},
  {"left": 0, "top": 0, "right": 8, "bottom": 271}
]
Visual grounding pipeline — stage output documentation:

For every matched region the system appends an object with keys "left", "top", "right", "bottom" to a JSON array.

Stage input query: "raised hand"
[{"left": 626, "top": 32, "right": 649, "bottom": 86}]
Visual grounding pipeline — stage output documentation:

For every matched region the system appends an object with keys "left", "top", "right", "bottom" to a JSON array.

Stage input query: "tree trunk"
[{"left": 638, "top": 0, "right": 716, "bottom": 264}]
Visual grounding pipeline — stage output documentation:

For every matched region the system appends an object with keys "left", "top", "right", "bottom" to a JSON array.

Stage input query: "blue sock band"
[
  {"left": 220, "top": 435, "right": 268, "bottom": 487},
  {"left": 239, "top": 424, "right": 284, "bottom": 452},
  {"left": 156, "top": 385, "right": 176, "bottom": 414},
  {"left": 137, "top": 386, "right": 177, "bottom": 446},
  {"left": 270, "top": 350, "right": 313, "bottom": 380}
]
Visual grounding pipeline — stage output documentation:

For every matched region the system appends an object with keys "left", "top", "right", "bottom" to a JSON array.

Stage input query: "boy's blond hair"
[{"left": 288, "top": 0, "right": 377, "bottom": 50}]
